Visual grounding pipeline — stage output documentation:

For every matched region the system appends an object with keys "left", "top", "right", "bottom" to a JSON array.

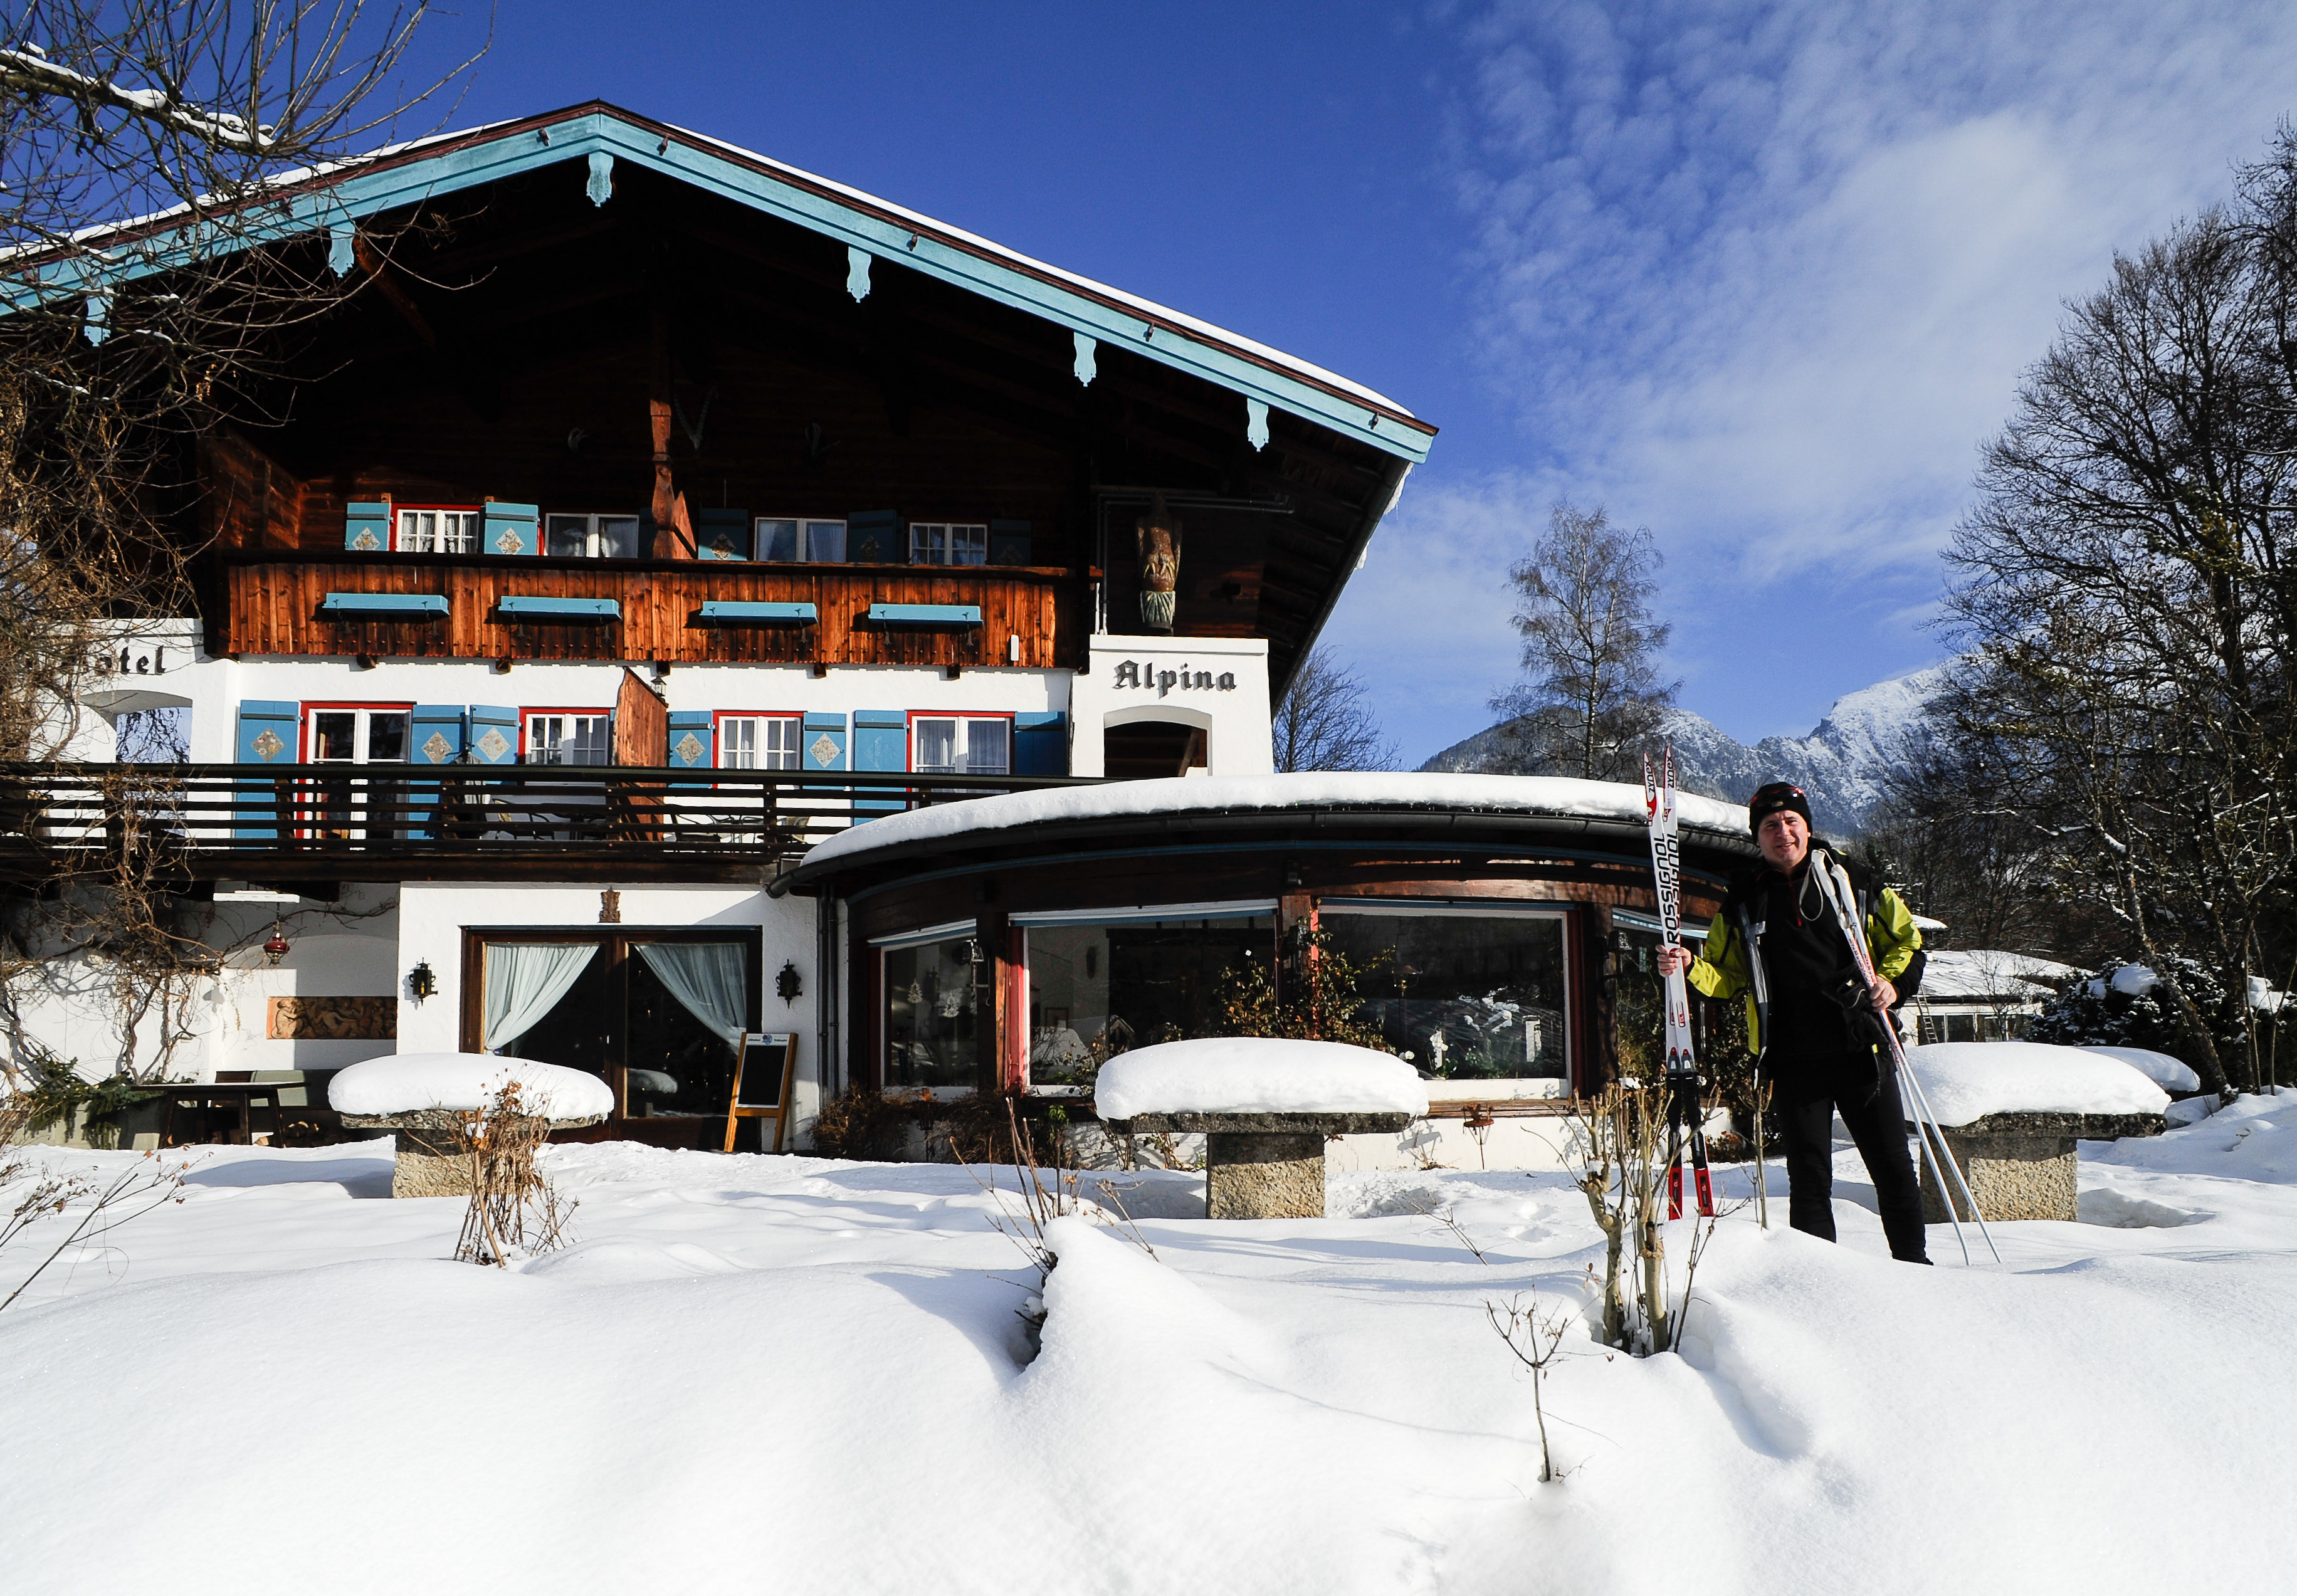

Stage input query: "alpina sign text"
[{"left": 1111, "top": 660, "right": 1238, "bottom": 697}]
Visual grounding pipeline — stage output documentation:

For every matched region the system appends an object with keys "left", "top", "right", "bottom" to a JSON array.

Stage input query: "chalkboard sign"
[{"left": 724, "top": 1032, "right": 798, "bottom": 1153}]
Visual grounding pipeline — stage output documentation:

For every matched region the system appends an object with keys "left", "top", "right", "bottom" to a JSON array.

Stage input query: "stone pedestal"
[
  {"left": 1915, "top": 1111, "right": 2165, "bottom": 1223},
  {"left": 1106, "top": 1112, "right": 1413, "bottom": 1219},
  {"left": 340, "top": 1107, "right": 606, "bottom": 1197}
]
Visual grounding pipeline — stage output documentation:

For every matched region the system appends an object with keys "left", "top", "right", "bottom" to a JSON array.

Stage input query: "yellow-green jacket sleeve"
[
  {"left": 1686, "top": 910, "right": 1747, "bottom": 1002},
  {"left": 1868, "top": 885, "right": 1922, "bottom": 984}
]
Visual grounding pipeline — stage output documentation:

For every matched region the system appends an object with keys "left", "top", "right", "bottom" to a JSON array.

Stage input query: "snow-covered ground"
[{"left": 6, "top": 1096, "right": 2296, "bottom": 1595}]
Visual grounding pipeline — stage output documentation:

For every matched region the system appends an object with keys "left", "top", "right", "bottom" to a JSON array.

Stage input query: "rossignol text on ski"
[{"left": 1644, "top": 747, "right": 1715, "bottom": 1219}]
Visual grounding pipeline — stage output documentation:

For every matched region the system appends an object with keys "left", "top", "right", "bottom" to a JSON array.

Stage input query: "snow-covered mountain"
[{"left": 1419, "top": 665, "right": 1948, "bottom": 837}]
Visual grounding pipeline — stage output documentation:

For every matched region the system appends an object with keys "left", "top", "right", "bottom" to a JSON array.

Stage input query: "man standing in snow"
[{"left": 1655, "top": 783, "right": 1931, "bottom": 1263}]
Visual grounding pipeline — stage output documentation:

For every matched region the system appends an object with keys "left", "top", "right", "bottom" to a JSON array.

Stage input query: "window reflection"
[{"left": 1321, "top": 909, "right": 1569, "bottom": 1080}]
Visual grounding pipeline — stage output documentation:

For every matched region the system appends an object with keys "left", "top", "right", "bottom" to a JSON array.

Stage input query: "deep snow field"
[{"left": 6, "top": 1096, "right": 2296, "bottom": 1596}]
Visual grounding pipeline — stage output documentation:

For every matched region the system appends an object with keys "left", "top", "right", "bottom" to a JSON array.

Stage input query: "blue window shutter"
[
  {"left": 668, "top": 710, "right": 715, "bottom": 768},
  {"left": 483, "top": 502, "right": 539, "bottom": 557},
  {"left": 404, "top": 705, "right": 466, "bottom": 839},
  {"left": 1014, "top": 712, "right": 1067, "bottom": 775},
  {"left": 466, "top": 705, "right": 520, "bottom": 765},
  {"left": 800, "top": 711, "right": 847, "bottom": 771},
  {"left": 345, "top": 501, "right": 391, "bottom": 552},
  {"left": 409, "top": 705, "right": 466, "bottom": 765},
  {"left": 694, "top": 508, "right": 750, "bottom": 561},
  {"left": 847, "top": 510, "right": 904, "bottom": 565},
  {"left": 233, "top": 701, "right": 300, "bottom": 839},
  {"left": 853, "top": 710, "right": 908, "bottom": 820}
]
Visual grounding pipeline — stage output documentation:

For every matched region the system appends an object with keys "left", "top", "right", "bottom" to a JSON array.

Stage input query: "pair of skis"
[{"left": 1643, "top": 748, "right": 1715, "bottom": 1219}]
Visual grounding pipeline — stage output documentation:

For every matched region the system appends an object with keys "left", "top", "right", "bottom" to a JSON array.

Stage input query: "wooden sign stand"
[{"left": 723, "top": 1032, "right": 799, "bottom": 1153}]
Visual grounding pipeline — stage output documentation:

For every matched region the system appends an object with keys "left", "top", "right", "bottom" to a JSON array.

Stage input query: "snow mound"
[
  {"left": 1094, "top": 1037, "right": 1428, "bottom": 1120},
  {"left": 2081, "top": 1046, "right": 2202, "bottom": 1093},
  {"left": 329, "top": 1052, "right": 614, "bottom": 1120},
  {"left": 1906, "top": 1042, "right": 2170, "bottom": 1126}
]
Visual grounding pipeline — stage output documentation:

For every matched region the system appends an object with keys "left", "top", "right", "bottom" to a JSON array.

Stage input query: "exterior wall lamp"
[
  {"left": 407, "top": 960, "right": 437, "bottom": 1003},
  {"left": 775, "top": 960, "right": 803, "bottom": 1005},
  {"left": 263, "top": 923, "right": 290, "bottom": 967}
]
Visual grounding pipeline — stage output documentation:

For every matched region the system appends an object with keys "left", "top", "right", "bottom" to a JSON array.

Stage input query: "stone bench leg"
[
  {"left": 1918, "top": 1128, "right": 2077, "bottom": 1223},
  {"left": 1205, "top": 1132, "right": 1324, "bottom": 1219}
]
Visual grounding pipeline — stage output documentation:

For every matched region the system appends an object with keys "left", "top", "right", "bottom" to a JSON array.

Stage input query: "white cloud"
[{"left": 1350, "top": 0, "right": 2297, "bottom": 759}]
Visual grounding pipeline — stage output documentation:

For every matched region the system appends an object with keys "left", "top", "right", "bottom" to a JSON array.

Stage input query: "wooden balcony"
[
  {"left": 0, "top": 764, "right": 1095, "bottom": 886},
  {"left": 215, "top": 550, "right": 1085, "bottom": 668}
]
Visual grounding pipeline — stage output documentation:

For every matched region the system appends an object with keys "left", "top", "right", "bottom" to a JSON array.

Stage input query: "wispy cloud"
[{"left": 1343, "top": 0, "right": 2297, "bottom": 759}]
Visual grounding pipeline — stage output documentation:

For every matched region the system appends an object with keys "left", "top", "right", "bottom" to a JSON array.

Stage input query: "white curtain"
[
  {"left": 636, "top": 942, "right": 749, "bottom": 1048},
  {"left": 483, "top": 942, "right": 599, "bottom": 1051}
]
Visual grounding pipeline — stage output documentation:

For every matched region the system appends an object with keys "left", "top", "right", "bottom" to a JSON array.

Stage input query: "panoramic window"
[
  {"left": 1319, "top": 904, "right": 1570, "bottom": 1082},
  {"left": 545, "top": 513, "right": 643, "bottom": 559},
  {"left": 883, "top": 930, "right": 982, "bottom": 1091},
  {"left": 912, "top": 716, "right": 1009, "bottom": 775},
  {"left": 1019, "top": 906, "right": 1276, "bottom": 1086},
  {"left": 718, "top": 715, "right": 800, "bottom": 770},
  {"left": 525, "top": 712, "right": 611, "bottom": 765},
  {"left": 394, "top": 507, "right": 478, "bottom": 554},
  {"left": 908, "top": 522, "right": 987, "bottom": 566}
]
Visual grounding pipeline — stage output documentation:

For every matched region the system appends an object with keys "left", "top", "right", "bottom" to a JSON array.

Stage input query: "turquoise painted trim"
[
  {"left": 695, "top": 600, "right": 817, "bottom": 623},
  {"left": 18, "top": 108, "right": 1429, "bottom": 465},
  {"left": 320, "top": 591, "right": 448, "bottom": 616},
  {"left": 1073, "top": 332, "right": 1096, "bottom": 385},
  {"left": 846, "top": 246, "right": 871, "bottom": 302},
  {"left": 586, "top": 151, "right": 614, "bottom": 207},
  {"left": 498, "top": 594, "right": 619, "bottom": 620},
  {"left": 328, "top": 220, "right": 355, "bottom": 277},
  {"left": 868, "top": 602, "right": 981, "bottom": 626},
  {"left": 1246, "top": 397, "right": 1269, "bottom": 451}
]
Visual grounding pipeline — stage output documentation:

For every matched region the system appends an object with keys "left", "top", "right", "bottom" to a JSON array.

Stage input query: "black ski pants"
[{"left": 1770, "top": 1052, "right": 1930, "bottom": 1263}]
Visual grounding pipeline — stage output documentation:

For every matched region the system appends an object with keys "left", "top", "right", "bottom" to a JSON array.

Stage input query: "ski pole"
[{"left": 1900, "top": 1053, "right": 2000, "bottom": 1263}]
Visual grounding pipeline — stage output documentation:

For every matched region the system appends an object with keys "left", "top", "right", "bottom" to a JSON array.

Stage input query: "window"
[
  {"left": 883, "top": 931, "right": 982, "bottom": 1091},
  {"left": 912, "top": 716, "right": 1009, "bottom": 775},
  {"left": 305, "top": 705, "right": 410, "bottom": 841},
  {"left": 754, "top": 517, "right": 847, "bottom": 562},
  {"left": 1320, "top": 904, "right": 1571, "bottom": 1083},
  {"left": 718, "top": 715, "right": 801, "bottom": 770},
  {"left": 1019, "top": 907, "right": 1276, "bottom": 1086},
  {"left": 308, "top": 706, "right": 409, "bottom": 764},
  {"left": 525, "top": 713, "right": 611, "bottom": 765},
  {"left": 545, "top": 513, "right": 643, "bottom": 559},
  {"left": 908, "top": 522, "right": 986, "bottom": 566},
  {"left": 395, "top": 507, "right": 478, "bottom": 554}
]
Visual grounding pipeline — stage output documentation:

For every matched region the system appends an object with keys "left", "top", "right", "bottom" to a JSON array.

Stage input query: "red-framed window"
[
  {"left": 394, "top": 505, "right": 480, "bottom": 554},
  {"left": 520, "top": 706, "right": 612, "bottom": 765},
  {"left": 300, "top": 701, "right": 416, "bottom": 764},
  {"left": 907, "top": 710, "right": 1012, "bottom": 775},
  {"left": 715, "top": 711, "right": 802, "bottom": 770}
]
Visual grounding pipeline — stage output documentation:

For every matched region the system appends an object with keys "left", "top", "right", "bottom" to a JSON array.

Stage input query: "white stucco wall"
[
  {"left": 1070, "top": 634, "right": 1272, "bottom": 778},
  {"left": 394, "top": 881, "right": 823, "bottom": 1131}
]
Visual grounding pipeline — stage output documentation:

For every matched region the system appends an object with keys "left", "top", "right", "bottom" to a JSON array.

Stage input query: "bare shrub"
[{"left": 453, "top": 1081, "right": 574, "bottom": 1268}]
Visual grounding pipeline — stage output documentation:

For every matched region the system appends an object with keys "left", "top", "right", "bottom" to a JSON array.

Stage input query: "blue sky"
[{"left": 400, "top": 1, "right": 2297, "bottom": 761}]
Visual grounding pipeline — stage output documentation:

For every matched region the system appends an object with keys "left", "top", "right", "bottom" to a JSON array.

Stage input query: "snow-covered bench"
[
  {"left": 1906, "top": 1043, "right": 2175, "bottom": 1222},
  {"left": 329, "top": 1054, "right": 612, "bottom": 1198},
  {"left": 1094, "top": 1039, "right": 1427, "bottom": 1219}
]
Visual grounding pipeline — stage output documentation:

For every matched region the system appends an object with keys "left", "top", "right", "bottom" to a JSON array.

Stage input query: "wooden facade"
[{"left": 217, "top": 550, "right": 1078, "bottom": 668}]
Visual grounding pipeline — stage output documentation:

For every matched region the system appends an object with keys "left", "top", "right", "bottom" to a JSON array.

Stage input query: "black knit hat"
[{"left": 1748, "top": 781, "right": 1812, "bottom": 831}]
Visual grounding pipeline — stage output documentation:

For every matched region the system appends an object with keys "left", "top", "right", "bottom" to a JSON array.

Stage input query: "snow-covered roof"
[
  {"left": 1915, "top": 950, "right": 2077, "bottom": 1004},
  {"left": 797, "top": 772, "right": 1753, "bottom": 874},
  {"left": 18, "top": 102, "right": 1430, "bottom": 466}
]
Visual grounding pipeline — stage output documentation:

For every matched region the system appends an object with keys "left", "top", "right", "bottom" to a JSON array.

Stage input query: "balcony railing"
[{"left": 0, "top": 764, "right": 1096, "bottom": 885}]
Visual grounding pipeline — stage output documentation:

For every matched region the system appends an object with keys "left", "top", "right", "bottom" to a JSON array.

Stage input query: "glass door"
[{"left": 307, "top": 706, "right": 409, "bottom": 839}]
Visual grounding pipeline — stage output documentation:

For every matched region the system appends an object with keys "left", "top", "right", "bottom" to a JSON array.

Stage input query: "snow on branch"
[{"left": 0, "top": 41, "right": 274, "bottom": 153}]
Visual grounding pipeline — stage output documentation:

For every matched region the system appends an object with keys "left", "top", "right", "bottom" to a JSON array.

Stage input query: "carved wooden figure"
[{"left": 1136, "top": 493, "right": 1182, "bottom": 633}]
